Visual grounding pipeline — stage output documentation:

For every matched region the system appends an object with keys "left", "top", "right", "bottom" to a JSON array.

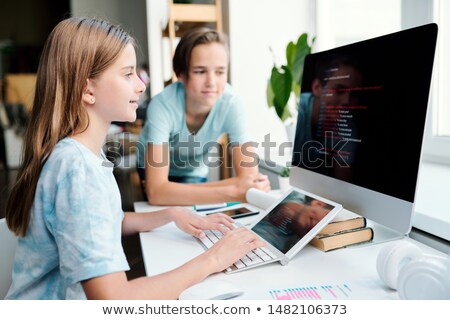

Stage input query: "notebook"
[{"left": 196, "top": 187, "right": 342, "bottom": 273}]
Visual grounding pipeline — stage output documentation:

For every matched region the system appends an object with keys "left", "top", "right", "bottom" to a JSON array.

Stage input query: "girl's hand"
[
  {"left": 168, "top": 207, "right": 235, "bottom": 239},
  {"left": 204, "top": 227, "right": 267, "bottom": 273}
]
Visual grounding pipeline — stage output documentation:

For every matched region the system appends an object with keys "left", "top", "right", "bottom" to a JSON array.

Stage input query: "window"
[
  {"left": 422, "top": 0, "right": 450, "bottom": 163},
  {"left": 315, "top": 0, "right": 401, "bottom": 51},
  {"left": 432, "top": 0, "right": 450, "bottom": 137},
  {"left": 316, "top": 0, "right": 450, "bottom": 163}
]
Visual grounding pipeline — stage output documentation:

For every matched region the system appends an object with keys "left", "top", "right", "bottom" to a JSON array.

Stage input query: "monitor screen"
[{"left": 290, "top": 24, "right": 438, "bottom": 234}]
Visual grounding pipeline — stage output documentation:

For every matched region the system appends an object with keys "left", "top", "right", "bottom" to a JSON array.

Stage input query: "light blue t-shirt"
[
  {"left": 137, "top": 82, "right": 250, "bottom": 178},
  {"left": 6, "top": 138, "right": 129, "bottom": 300}
]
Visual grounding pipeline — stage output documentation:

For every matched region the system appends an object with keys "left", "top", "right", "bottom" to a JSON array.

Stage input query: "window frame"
[{"left": 421, "top": 0, "right": 450, "bottom": 164}]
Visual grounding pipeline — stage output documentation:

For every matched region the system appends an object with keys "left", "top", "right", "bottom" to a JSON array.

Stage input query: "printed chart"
[
  {"left": 267, "top": 278, "right": 396, "bottom": 300},
  {"left": 269, "top": 284, "right": 353, "bottom": 300}
]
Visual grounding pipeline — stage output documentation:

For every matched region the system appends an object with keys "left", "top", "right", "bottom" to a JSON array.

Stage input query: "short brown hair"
[{"left": 173, "top": 27, "right": 229, "bottom": 79}]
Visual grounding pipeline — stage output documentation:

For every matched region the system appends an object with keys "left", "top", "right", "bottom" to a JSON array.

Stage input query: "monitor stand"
[{"left": 347, "top": 218, "right": 405, "bottom": 249}]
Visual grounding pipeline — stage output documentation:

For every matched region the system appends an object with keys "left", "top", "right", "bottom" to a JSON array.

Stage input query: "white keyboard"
[{"left": 199, "top": 229, "right": 278, "bottom": 272}]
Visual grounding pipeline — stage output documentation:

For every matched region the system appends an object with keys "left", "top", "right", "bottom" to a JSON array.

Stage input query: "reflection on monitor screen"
[
  {"left": 290, "top": 24, "right": 438, "bottom": 235},
  {"left": 252, "top": 190, "right": 335, "bottom": 253}
]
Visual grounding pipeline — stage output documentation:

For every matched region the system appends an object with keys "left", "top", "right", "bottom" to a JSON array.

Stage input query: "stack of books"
[{"left": 309, "top": 212, "right": 374, "bottom": 252}]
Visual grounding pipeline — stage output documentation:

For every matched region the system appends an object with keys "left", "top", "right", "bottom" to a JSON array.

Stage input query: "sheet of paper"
[
  {"left": 260, "top": 279, "right": 397, "bottom": 300},
  {"left": 246, "top": 188, "right": 281, "bottom": 210}
]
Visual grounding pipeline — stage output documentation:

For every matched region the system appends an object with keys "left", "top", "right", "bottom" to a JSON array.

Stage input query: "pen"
[{"left": 194, "top": 202, "right": 240, "bottom": 212}]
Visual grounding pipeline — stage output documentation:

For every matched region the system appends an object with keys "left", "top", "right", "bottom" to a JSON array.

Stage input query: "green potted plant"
[
  {"left": 266, "top": 33, "right": 315, "bottom": 141},
  {"left": 280, "top": 166, "right": 291, "bottom": 178}
]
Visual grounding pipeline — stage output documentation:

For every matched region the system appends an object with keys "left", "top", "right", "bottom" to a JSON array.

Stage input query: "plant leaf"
[
  {"left": 270, "top": 66, "right": 292, "bottom": 119},
  {"left": 291, "top": 33, "right": 312, "bottom": 86},
  {"left": 280, "top": 105, "right": 291, "bottom": 121},
  {"left": 280, "top": 166, "right": 290, "bottom": 177},
  {"left": 286, "top": 41, "right": 296, "bottom": 70},
  {"left": 266, "top": 80, "right": 275, "bottom": 108},
  {"left": 292, "top": 82, "right": 301, "bottom": 98}
]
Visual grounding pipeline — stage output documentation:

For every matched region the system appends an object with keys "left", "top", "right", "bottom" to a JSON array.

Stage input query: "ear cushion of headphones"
[
  {"left": 376, "top": 242, "right": 423, "bottom": 290},
  {"left": 398, "top": 255, "right": 450, "bottom": 300}
]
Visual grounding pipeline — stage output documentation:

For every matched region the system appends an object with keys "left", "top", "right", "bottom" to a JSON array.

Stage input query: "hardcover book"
[
  {"left": 318, "top": 216, "right": 367, "bottom": 235},
  {"left": 309, "top": 227, "right": 374, "bottom": 252}
]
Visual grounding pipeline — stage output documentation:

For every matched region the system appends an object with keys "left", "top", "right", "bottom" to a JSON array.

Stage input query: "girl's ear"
[{"left": 82, "top": 79, "right": 95, "bottom": 105}]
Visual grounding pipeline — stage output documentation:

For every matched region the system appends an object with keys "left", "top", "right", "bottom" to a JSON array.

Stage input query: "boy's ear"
[
  {"left": 82, "top": 79, "right": 95, "bottom": 105},
  {"left": 177, "top": 73, "right": 185, "bottom": 83}
]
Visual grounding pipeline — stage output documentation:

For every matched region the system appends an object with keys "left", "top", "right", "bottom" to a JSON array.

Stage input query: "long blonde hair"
[{"left": 6, "top": 17, "right": 133, "bottom": 236}]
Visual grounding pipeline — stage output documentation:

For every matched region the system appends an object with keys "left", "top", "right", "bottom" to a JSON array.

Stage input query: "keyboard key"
[
  {"left": 234, "top": 260, "right": 246, "bottom": 269},
  {"left": 243, "top": 257, "right": 263, "bottom": 266},
  {"left": 211, "top": 229, "right": 224, "bottom": 237},
  {"left": 257, "top": 253, "right": 273, "bottom": 262},
  {"left": 261, "top": 247, "right": 277, "bottom": 259},
  {"left": 247, "top": 251, "right": 263, "bottom": 263},
  {"left": 253, "top": 248, "right": 272, "bottom": 261},
  {"left": 200, "top": 237, "right": 214, "bottom": 248},
  {"left": 209, "top": 235, "right": 220, "bottom": 243},
  {"left": 240, "top": 255, "right": 252, "bottom": 265}
]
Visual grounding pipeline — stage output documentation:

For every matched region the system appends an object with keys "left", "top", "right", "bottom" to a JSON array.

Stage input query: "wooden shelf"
[{"left": 166, "top": 0, "right": 223, "bottom": 81}]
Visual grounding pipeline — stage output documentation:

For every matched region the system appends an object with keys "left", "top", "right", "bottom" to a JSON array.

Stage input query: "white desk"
[{"left": 134, "top": 201, "right": 443, "bottom": 300}]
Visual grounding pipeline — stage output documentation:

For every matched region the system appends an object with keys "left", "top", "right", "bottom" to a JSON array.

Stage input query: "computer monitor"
[{"left": 290, "top": 23, "right": 438, "bottom": 236}]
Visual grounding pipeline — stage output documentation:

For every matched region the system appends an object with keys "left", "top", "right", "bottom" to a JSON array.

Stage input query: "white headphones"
[{"left": 376, "top": 241, "right": 450, "bottom": 299}]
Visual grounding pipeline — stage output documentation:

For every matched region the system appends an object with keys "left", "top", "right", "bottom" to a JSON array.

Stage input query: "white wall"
[
  {"left": 146, "top": 0, "right": 168, "bottom": 96},
  {"left": 227, "top": 0, "right": 316, "bottom": 146},
  {"left": 70, "top": 0, "right": 148, "bottom": 67}
]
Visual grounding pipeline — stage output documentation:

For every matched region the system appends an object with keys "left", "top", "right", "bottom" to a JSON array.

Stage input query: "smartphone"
[{"left": 207, "top": 207, "right": 259, "bottom": 219}]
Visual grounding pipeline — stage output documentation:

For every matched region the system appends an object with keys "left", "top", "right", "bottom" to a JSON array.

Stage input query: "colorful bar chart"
[{"left": 269, "top": 283, "right": 352, "bottom": 300}]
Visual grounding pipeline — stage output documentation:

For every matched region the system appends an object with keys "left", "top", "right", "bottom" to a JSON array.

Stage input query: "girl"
[
  {"left": 5, "top": 17, "right": 265, "bottom": 300},
  {"left": 137, "top": 28, "right": 271, "bottom": 205}
]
